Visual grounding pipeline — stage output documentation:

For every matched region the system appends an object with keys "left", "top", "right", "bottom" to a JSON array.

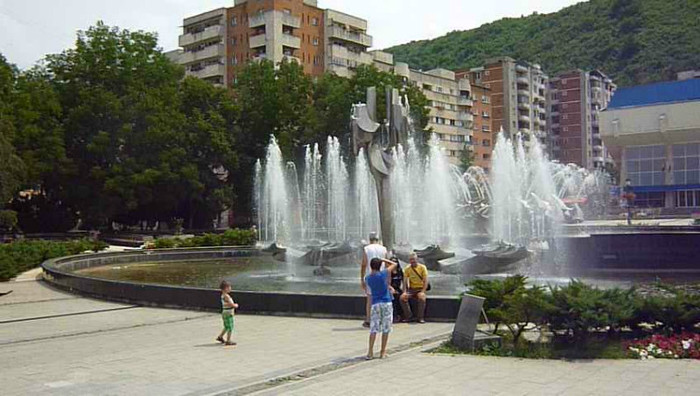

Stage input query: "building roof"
[{"left": 607, "top": 78, "right": 700, "bottom": 110}]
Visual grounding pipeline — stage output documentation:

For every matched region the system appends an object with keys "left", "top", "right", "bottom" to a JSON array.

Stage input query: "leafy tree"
[
  {"left": 0, "top": 54, "right": 25, "bottom": 209},
  {"left": 459, "top": 145, "right": 475, "bottom": 173},
  {"left": 43, "top": 22, "right": 241, "bottom": 228}
]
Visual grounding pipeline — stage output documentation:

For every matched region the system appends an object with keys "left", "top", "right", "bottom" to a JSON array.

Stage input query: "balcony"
[
  {"left": 518, "top": 114, "right": 531, "bottom": 123},
  {"left": 517, "top": 76, "right": 530, "bottom": 85},
  {"left": 281, "top": 13, "right": 301, "bottom": 28},
  {"left": 180, "top": 44, "right": 225, "bottom": 64},
  {"left": 516, "top": 64, "right": 528, "bottom": 73},
  {"left": 281, "top": 33, "right": 301, "bottom": 49},
  {"left": 249, "top": 14, "right": 266, "bottom": 28},
  {"left": 179, "top": 25, "right": 224, "bottom": 47},
  {"left": 188, "top": 63, "right": 225, "bottom": 80},
  {"left": 534, "top": 117, "right": 546, "bottom": 126},
  {"left": 592, "top": 156, "right": 604, "bottom": 163},
  {"left": 518, "top": 102, "right": 530, "bottom": 111},
  {"left": 517, "top": 89, "right": 530, "bottom": 97},
  {"left": 328, "top": 26, "right": 372, "bottom": 47},
  {"left": 249, "top": 33, "right": 266, "bottom": 49},
  {"left": 458, "top": 111, "right": 474, "bottom": 123},
  {"left": 593, "top": 144, "right": 603, "bottom": 151},
  {"left": 457, "top": 97, "right": 473, "bottom": 106}
]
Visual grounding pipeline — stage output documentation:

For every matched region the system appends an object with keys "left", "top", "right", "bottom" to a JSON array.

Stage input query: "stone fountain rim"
[{"left": 41, "top": 247, "right": 460, "bottom": 321}]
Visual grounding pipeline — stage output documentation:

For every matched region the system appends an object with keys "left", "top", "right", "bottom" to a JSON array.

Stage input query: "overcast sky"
[{"left": 0, "top": 0, "right": 582, "bottom": 69}]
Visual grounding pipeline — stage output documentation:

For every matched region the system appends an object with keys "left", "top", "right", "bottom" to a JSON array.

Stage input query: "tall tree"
[{"left": 0, "top": 54, "right": 25, "bottom": 208}]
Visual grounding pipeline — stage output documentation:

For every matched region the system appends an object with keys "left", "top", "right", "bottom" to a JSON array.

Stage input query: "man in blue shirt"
[{"left": 365, "top": 257, "right": 398, "bottom": 360}]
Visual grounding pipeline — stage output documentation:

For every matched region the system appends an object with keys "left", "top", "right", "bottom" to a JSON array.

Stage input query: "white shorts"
[{"left": 370, "top": 302, "right": 393, "bottom": 334}]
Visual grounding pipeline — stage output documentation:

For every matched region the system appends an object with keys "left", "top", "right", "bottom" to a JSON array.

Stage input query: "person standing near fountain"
[
  {"left": 361, "top": 232, "right": 388, "bottom": 328},
  {"left": 365, "top": 257, "right": 398, "bottom": 359},
  {"left": 400, "top": 253, "right": 429, "bottom": 323},
  {"left": 216, "top": 281, "right": 239, "bottom": 346}
]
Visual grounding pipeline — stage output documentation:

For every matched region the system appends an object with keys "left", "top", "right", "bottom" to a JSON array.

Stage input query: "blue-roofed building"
[{"left": 601, "top": 78, "right": 700, "bottom": 213}]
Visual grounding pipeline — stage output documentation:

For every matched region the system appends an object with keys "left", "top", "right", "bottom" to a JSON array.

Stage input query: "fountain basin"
[{"left": 41, "top": 247, "right": 462, "bottom": 321}]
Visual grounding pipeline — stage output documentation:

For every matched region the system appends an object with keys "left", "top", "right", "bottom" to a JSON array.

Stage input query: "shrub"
[
  {"left": 0, "top": 210, "right": 18, "bottom": 231},
  {"left": 634, "top": 292, "right": 700, "bottom": 334},
  {"left": 546, "top": 280, "right": 614, "bottom": 339},
  {"left": 149, "top": 228, "right": 257, "bottom": 250},
  {"left": 0, "top": 239, "right": 107, "bottom": 281},
  {"left": 466, "top": 275, "right": 550, "bottom": 343}
]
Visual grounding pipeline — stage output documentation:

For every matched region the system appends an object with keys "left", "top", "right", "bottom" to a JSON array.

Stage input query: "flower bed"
[{"left": 626, "top": 332, "right": 700, "bottom": 359}]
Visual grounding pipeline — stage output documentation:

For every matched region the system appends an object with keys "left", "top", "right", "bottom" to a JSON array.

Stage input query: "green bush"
[
  {"left": 0, "top": 210, "right": 18, "bottom": 231},
  {"left": 634, "top": 292, "right": 700, "bottom": 334},
  {"left": 466, "top": 275, "right": 550, "bottom": 343},
  {"left": 0, "top": 239, "right": 107, "bottom": 281},
  {"left": 150, "top": 228, "right": 257, "bottom": 250}
]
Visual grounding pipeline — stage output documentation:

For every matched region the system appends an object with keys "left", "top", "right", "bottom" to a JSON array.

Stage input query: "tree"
[
  {"left": 0, "top": 54, "right": 25, "bottom": 209},
  {"left": 459, "top": 145, "right": 475, "bottom": 173}
]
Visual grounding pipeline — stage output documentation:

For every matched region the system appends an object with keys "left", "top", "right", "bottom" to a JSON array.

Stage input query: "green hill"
[{"left": 384, "top": 0, "right": 700, "bottom": 86}]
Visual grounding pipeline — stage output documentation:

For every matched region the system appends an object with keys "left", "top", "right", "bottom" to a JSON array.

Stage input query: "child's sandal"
[
  {"left": 216, "top": 337, "right": 225, "bottom": 343},
  {"left": 225, "top": 341, "right": 237, "bottom": 346}
]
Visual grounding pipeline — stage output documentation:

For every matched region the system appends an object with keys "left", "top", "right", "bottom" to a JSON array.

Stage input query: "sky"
[{"left": 0, "top": 0, "right": 582, "bottom": 69}]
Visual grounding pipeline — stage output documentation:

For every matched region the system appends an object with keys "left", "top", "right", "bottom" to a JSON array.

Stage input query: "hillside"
[{"left": 384, "top": 0, "right": 700, "bottom": 86}]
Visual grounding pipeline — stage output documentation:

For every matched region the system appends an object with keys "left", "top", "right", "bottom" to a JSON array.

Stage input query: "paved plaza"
[{"left": 1, "top": 275, "right": 699, "bottom": 395}]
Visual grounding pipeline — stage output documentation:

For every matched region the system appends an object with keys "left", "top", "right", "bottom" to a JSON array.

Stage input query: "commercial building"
[
  {"left": 171, "top": 0, "right": 374, "bottom": 86},
  {"left": 600, "top": 78, "right": 700, "bottom": 212},
  {"left": 466, "top": 57, "right": 548, "bottom": 149},
  {"left": 548, "top": 70, "right": 617, "bottom": 169}
]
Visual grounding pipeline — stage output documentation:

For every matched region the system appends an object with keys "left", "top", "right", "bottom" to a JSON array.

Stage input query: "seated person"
[
  {"left": 400, "top": 253, "right": 429, "bottom": 323},
  {"left": 388, "top": 256, "right": 404, "bottom": 322}
]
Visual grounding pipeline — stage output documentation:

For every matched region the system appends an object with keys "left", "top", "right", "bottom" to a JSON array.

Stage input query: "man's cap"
[{"left": 368, "top": 232, "right": 379, "bottom": 241}]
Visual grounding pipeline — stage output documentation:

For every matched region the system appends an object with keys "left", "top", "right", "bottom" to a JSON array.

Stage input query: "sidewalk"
[
  {"left": 0, "top": 277, "right": 452, "bottom": 395},
  {"left": 2, "top": 275, "right": 699, "bottom": 395}
]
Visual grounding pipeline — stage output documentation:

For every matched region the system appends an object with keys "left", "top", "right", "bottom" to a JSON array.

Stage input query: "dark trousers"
[{"left": 400, "top": 289, "right": 426, "bottom": 321}]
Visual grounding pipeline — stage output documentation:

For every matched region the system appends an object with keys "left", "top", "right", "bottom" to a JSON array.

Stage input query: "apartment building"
[
  {"left": 171, "top": 1, "right": 374, "bottom": 86},
  {"left": 467, "top": 57, "right": 548, "bottom": 149},
  {"left": 600, "top": 78, "right": 700, "bottom": 212},
  {"left": 468, "top": 83, "right": 493, "bottom": 171},
  {"left": 391, "top": 64, "right": 474, "bottom": 165},
  {"left": 548, "top": 70, "right": 617, "bottom": 169}
]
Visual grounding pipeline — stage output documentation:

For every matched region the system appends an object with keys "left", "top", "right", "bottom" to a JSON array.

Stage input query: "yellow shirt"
[{"left": 404, "top": 264, "right": 428, "bottom": 290}]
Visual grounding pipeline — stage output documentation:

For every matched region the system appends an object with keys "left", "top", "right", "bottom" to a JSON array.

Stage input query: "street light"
[{"left": 623, "top": 178, "right": 635, "bottom": 226}]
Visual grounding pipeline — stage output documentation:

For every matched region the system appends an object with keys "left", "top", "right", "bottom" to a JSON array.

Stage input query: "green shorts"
[{"left": 222, "top": 312, "right": 234, "bottom": 332}]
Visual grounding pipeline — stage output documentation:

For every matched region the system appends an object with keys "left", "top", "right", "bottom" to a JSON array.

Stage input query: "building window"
[
  {"left": 484, "top": 70, "right": 490, "bottom": 76},
  {"left": 313, "top": 37, "right": 319, "bottom": 46},
  {"left": 627, "top": 145, "right": 666, "bottom": 187},
  {"left": 482, "top": 139, "right": 491, "bottom": 147},
  {"left": 676, "top": 190, "right": 700, "bottom": 208},
  {"left": 673, "top": 143, "right": 700, "bottom": 185},
  {"left": 634, "top": 192, "right": 665, "bottom": 208},
  {"left": 482, "top": 125, "right": 490, "bottom": 132},
  {"left": 231, "top": 37, "right": 237, "bottom": 46},
  {"left": 483, "top": 154, "right": 491, "bottom": 160},
  {"left": 232, "top": 56, "right": 238, "bottom": 65},
  {"left": 231, "top": 16, "right": 237, "bottom": 26},
  {"left": 482, "top": 111, "right": 490, "bottom": 118},
  {"left": 283, "top": 8, "right": 291, "bottom": 14},
  {"left": 311, "top": 17, "right": 319, "bottom": 26}
]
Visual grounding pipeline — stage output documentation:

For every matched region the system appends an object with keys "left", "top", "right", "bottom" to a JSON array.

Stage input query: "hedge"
[
  {"left": 0, "top": 239, "right": 108, "bottom": 281},
  {"left": 466, "top": 277, "right": 700, "bottom": 341},
  {"left": 149, "top": 228, "right": 257, "bottom": 250}
]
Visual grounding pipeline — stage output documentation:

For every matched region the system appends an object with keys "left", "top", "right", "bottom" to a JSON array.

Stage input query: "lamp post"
[{"left": 623, "top": 178, "right": 635, "bottom": 226}]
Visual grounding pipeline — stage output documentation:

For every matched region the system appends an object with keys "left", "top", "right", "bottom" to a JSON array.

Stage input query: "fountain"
[{"left": 54, "top": 91, "right": 700, "bottom": 319}]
